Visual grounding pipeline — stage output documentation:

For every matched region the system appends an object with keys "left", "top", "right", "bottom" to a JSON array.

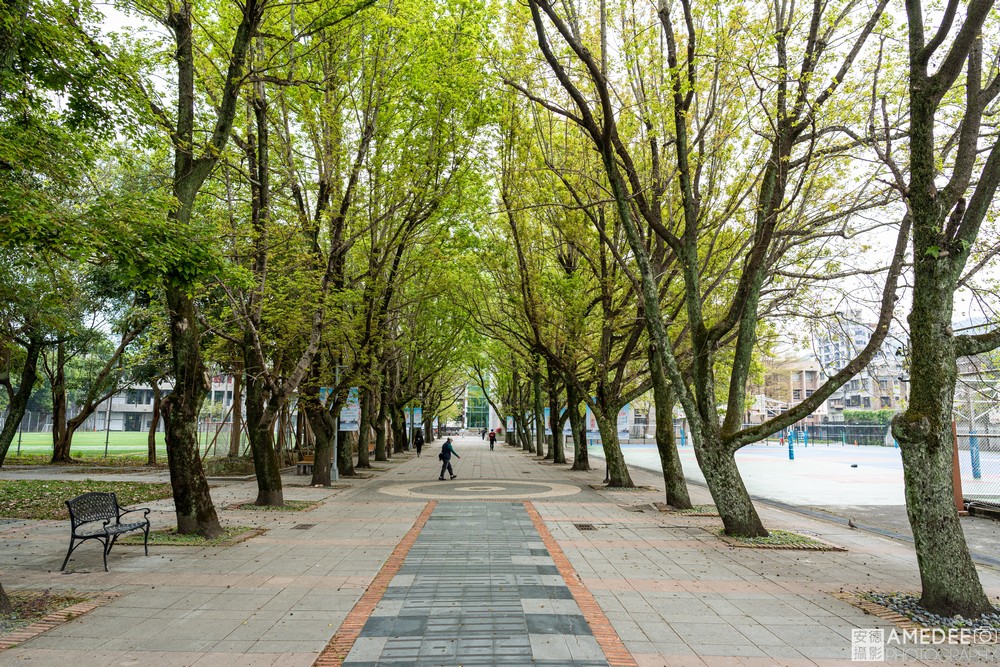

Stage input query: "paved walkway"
[
  {"left": 1, "top": 436, "right": 999, "bottom": 666},
  {"left": 342, "top": 502, "right": 608, "bottom": 666}
]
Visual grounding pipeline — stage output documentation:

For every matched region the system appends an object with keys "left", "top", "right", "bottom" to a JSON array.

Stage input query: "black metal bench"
[{"left": 62, "top": 492, "right": 151, "bottom": 572}]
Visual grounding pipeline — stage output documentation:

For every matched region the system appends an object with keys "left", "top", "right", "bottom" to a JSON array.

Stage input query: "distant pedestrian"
[
  {"left": 414, "top": 430, "right": 424, "bottom": 457},
  {"left": 480, "top": 428, "right": 486, "bottom": 440},
  {"left": 438, "top": 438, "right": 460, "bottom": 480},
  {"left": 488, "top": 430, "right": 496, "bottom": 450}
]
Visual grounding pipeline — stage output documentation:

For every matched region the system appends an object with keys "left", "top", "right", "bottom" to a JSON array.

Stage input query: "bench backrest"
[{"left": 66, "top": 492, "right": 119, "bottom": 526}]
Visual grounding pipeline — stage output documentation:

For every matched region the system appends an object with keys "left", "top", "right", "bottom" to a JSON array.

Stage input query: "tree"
[
  {"left": 0, "top": 0, "right": 144, "bottom": 466},
  {"left": 521, "top": 0, "right": 908, "bottom": 534},
  {"left": 120, "top": 0, "right": 268, "bottom": 537},
  {"left": 890, "top": 0, "right": 1000, "bottom": 618}
]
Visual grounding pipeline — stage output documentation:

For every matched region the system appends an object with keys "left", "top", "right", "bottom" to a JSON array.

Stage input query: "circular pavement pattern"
[{"left": 377, "top": 479, "right": 583, "bottom": 500}]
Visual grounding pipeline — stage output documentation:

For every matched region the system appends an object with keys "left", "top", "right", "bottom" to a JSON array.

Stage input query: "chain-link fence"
[
  {"left": 803, "top": 424, "right": 893, "bottom": 447},
  {"left": 954, "top": 399, "right": 1000, "bottom": 506}
]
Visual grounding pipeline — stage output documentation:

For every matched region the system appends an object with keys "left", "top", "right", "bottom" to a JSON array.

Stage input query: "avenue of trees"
[{"left": 1, "top": 0, "right": 998, "bottom": 619}]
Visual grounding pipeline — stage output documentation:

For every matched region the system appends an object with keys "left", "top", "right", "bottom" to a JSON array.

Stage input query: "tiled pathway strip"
[{"left": 340, "top": 501, "right": 612, "bottom": 666}]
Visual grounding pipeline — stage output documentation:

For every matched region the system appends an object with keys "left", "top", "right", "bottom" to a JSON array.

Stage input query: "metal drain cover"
[
  {"left": 292, "top": 524, "right": 316, "bottom": 530},
  {"left": 574, "top": 523, "right": 597, "bottom": 531}
]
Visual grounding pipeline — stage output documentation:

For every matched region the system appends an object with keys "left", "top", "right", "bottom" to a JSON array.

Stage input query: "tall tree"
[
  {"left": 522, "top": 0, "right": 907, "bottom": 534},
  {"left": 891, "top": 0, "right": 999, "bottom": 617},
  {"left": 125, "top": 0, "right": 268, "bottom": 537}
]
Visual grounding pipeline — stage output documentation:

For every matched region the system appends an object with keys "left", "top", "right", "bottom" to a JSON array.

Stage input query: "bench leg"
[
  {"left": 61, "top": 537, "right": 77, "bottom": 571},
  {"left": 102, "top": 536, "right": 112, "bottom": 572},
  {"left": 143, "top": 524, "right": 150, "bottom": 556}
]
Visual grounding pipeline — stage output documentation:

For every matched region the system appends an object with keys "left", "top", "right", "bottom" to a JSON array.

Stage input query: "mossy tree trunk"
[
  {"left": 228, "top": 365, "right": 242, "bottom": 457},
  {"left": 533, "top": 361, "right": 545, "bottom": 457},
  {"left": 649, "top": 344, "right": 691, "bottom": 508},
  {"left": 0, "top": 332, "right": 42, "bottom": 467},
  {"left": 890, "top": 0, "right": 999, "bottom": 617},
  {"left": 357, "top": 387, "right": 373, "bottom": 468},
  {"left": 592, "top": 410, "right": 632, "bottom": 487},
  {"left": 375, "top": 384, "right": 389, "bottom": 461},
  {"left": 546, "top": 368, "right": 565, "bottom": 463},
  {"left": 566, "top": 380, "right": 589, "bottom": 471}
]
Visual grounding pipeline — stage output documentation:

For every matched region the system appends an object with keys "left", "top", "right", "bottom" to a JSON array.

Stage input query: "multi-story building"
[
  {"left": 86, "top": 376, "right": 239, "bottom": 432},
  {"left": 813, "top": 312, "right": 908, "bottom": 421},
  {"left": 744, "top": 355, "right": 826, "bottom": 426}
]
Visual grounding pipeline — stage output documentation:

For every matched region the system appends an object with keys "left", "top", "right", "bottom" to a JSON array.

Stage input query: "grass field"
[{"left": 5, "top": 431, "right": 245, "bottom": 459}]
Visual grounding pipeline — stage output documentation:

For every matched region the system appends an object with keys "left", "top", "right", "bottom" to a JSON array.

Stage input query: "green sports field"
[{"left": 5, "top": 431, "right": 245, "bottom": 459}]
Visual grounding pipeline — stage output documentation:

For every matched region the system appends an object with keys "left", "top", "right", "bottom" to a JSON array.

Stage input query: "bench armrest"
[{"left": 117, "top": 507, "right": 150, "bottom": 522}]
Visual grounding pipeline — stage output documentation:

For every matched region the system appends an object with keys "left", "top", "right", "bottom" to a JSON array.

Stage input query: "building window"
[
  {"left": 881, "top": 397, "right": 892, "bottom": 408},
  {"left": 805, "top": 389, "right": 814, "bottom": 397},
  {"left": 466, "top": 385, "right": 489, "bottom": 429},
  {"left": 792, "top": 389, "right": 801, "bottom": 400},
  {"left": 126, "top": 389, "right": 140, "bottom": 404},
  {"left": 124, "top": 413, "right": 142, "bottom": 431}
]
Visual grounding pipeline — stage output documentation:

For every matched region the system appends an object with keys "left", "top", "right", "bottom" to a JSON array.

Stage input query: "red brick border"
[
  {"left": 313, "top": 501, "right": 436, "bottom": 667},
  {"left": 524, "top": 501, "right": 638, "bottom": 667},
  {"left": 0, "top": 592, "right": 120, "bottom": 651}
]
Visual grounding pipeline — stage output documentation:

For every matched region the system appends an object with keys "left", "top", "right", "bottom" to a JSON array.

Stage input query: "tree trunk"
[
  {"left": 229, "top": 365, "right": 242, "bottom": 457},
  {"left": 374, "top": 385, "right": 388, "bottom": 461},
  {"left": 50, "top": 360, "right": 72, "bottom": 462},
  {"left": 517, "top": 413, "right": 533, "bottom": 453},
  {"left": 49, "top": 342, "right": 66, "bottom": 456},
  {"left": 893, "top": 237, "right": 992, "bottom": 616},
  {"left": 650, "top": 345, "right": 691, "bottom": 508},
  {"left": 0, "top": 333, "right": 42, "bottom": 467},
  {"left": 243, "top": 340, "right": 284, "bottom": 506},
  {"left": 276, "top": 400, "right": 292, "bottom": 466},
  {"left": 301, "top": 356, "right": 335, "bottom": 486},
  {"left": 594, "top": 410, "right": 632, "bottom": 487},
  {"left": 696, "top": 430, "right": 767, "bottom": 537},
  {"left": 547, "top": 372, "right": 565, "bottom": 464},
  {"left": 147, "top": 384, "right": 161, "bottom": 465},
  {"left": 533, "top": 363, "right": 545, "bottom": 457},
  {"left": 357, "top": 387, "right": 373, "bottom": 468},
  {"left": 0, "top": 582, "right": 12, "bottom": 615},
  {"left": 566, "top": 381, "right": 589, "bottom": 471},
  {"left": 339, "top": 428, "right": 357, "bottom": 477},
  {"left": 162, "top": 287, "right": 222, "bottom": 538},
  {"left": 308, "top": 407, "right": 335, "bottom": 486},
  {"left": 390, "top": 404, "right": 407, "bottom": 454}
]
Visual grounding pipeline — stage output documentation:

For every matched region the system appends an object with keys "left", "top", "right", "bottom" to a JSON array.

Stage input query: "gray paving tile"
[{"left": 342, "top": 501, "right": 609, "bottom": 667}]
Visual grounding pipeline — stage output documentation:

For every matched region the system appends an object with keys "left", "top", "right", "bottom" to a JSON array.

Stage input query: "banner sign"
[
  {"left": 339, "top": 388, "right": 360, "bottom": 432},
  {"left": 319, "top": 387, "right": 333, "bottom": 406},
  {"left": 585, "top": 406, "right": 601, "bottom": 440},
  {"left": 617, "top": 404, "right": 630, "bottom": 435}
]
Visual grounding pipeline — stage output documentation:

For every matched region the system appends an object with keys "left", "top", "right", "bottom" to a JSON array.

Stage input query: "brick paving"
[
  {"left": 0, "top": 437, "right": 998, "bottom": 666},
  {"left": 337, "top": 501, "right": 609, "bottom": 667}
]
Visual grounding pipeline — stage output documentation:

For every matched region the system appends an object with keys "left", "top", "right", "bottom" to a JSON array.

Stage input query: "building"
[
  {"left": 86, "top": 376, "right": 239, "bottom": 432},
  {"left": 813, "top": 312, "right": 908, "bottom": 421},
  {"left": 744, "top": 355, "right": 826, "bottom": 426}
]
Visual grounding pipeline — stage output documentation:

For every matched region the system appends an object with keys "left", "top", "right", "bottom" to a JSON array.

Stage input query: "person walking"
[
  {"left": 438, "top": 438, "right": 460, "bottom": 480},
  {"left": 414, "top": 429, "right": 424, "bottom": 457},
  {"left": 480, "top": 428, "right": 486, "bottom": 440},
  {"left": 488, "top": 429, "right": 496, "bottom": 451}
]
